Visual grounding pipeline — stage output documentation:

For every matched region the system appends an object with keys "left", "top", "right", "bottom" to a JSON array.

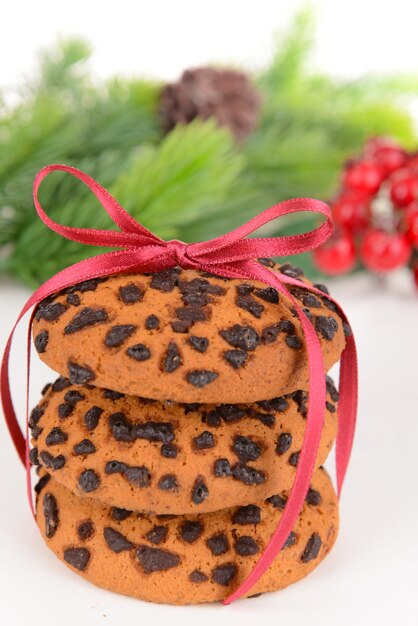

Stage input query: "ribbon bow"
[{"left": 1, "top": 164, "right": 357, "bottom": 604}]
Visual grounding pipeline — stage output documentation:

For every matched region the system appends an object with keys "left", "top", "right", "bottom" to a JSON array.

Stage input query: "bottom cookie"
[{"left": 35, "top": 467, "right": 339, "bottom": 605}]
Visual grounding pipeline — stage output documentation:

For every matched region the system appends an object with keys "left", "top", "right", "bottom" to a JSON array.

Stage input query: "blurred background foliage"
[{"left": 0, "top": 9, "right": 417, "bottom": 286}]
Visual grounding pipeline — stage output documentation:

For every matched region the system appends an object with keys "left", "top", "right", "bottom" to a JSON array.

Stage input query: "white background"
[{"left": 1, "top": 1, "right": 418, "bottom": 625}]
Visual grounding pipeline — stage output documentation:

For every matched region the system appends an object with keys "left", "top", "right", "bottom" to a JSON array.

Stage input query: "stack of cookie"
[{"left": 29, "top": 260, "right": 347, "bottom": 604}]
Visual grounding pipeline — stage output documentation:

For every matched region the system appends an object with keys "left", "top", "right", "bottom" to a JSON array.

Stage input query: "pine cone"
[{"left": 159, "top": 67, "right": 261, "bottom": 142}]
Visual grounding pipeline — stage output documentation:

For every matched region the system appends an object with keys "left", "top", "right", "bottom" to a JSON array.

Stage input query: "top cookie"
[{"left": 32, "top": 261, "right": 347, "bottom": 403}]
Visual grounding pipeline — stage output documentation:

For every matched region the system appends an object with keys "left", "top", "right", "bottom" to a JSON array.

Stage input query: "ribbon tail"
[{"left": 335, "top": 333, "right": 358, "bottom": 495}]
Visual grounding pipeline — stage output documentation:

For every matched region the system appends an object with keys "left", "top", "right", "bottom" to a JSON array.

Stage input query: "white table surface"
[{"left": 1, "top": 272, "right": 417, "bottom": 626}]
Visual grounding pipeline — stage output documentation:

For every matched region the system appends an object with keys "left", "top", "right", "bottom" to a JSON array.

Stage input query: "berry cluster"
[{"left": 313, "top": 137, "right": 418, "bottom": 289}]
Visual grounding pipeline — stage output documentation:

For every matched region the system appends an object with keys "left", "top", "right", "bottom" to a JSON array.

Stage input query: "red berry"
[
  {"left": 407, "top": 153, "right": 418, "bottom": 172},
  {"left": 343, "top": 160, "right": 384, "bottom": 195},
  {"left": 404, "top": 203, "right": 418, "bottom": 246},
  {"left": 313, "top": 234, "right": 356, "bottom": 275},
  {"left": 332, "top": 193, "right": 371, "bottom": 234},
  {"left": 360, "top": 229, "right": 411, "bottom": 272},
  {"left": 389, "top": 169, "right": 418, "bottom": 208},
  {"left": 365, "top": 137, "right": 407, "bottom": 174}
]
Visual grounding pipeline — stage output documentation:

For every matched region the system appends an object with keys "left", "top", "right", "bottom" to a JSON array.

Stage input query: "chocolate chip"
[
  {"left": 105, "top": 460, "right": 127, "bottom": 475},
  {"left": 218, "top": 405, "right": 246, "bottom": 421},
  {"left": 171, "top": 320, "right": 191, "bottom": 333},
  {"left": 157, "top": 474, "right": 178, "bottom": 491},
  {"left": 314, "top": 283, "right": 329, "bottom": 295},
  {"left": 283, "top": 531, "right": 297, "bottom": 549},
  {"left": 108, "top": 412, "right": 132, "bottom": 442},
  {"left": 232, "top": 463, "right": 266, "bottom": 485},
  {"left": 161, "top": 443, "right": 178, "bottom": 459},
  {"left": 34, "top": 474, "right": 51, "bottom": 494},
  {"left": 285, "top": 334, "right": 302, "bottom": 349},
  {"left": 175, "top": 305, "right": 207, "bottom": 322},
  {"left": 126, "top": 343, "right": 151, "bottom": 361},
  {"left": 125, "top": 466, "right": 151, "bottom": 488},
  {"left": 276, "top": 432, "right": 292, "bottom": 456},
  {"left": 326, "top": 376, "right": 339, "bottom": 402},
  {"left": 193, "top": 431, "right": 215, "bottom": 450},
  {"left": 136, "top": 545, "right": 180, "bottom": 573},
  {"left": 211, "top": 563, "right": 237, "bottom": 586},
  {"left": 188, "top": 335, "right": 209, "bottom": 353},
  {"left": 133, "top": 421, "right": 175, "bottom": 444},
  {"left": 45, "top": 427, "right": 68, "bottom": 446},
  {"left": 301, "top": 533, "right": 322, "bottom": 562},
  {"left": 257, "top": 396, "right": 289, "bottom": 413},
  {"left": 63, "top": 547, "right": 90, "bottom": 571},
  {"left": 162, "top": 342, "right": 182, "bottom": 372},
  {"left": 266, "top": 494, "right": 287, "bottom": 510},
  {"left": 58, "top": 403, "right": 73, "bottom": 419},
  {"left": 150, "top": 269, "right": 180, "bottom": 292},
  {"left": 43, "top": 493, "right": 59, "bottom": 538},
  {"left": 191, "top": 477, "right": 209, "bottom": 504},
  {"left": 186, "top": 370, "right": 218, "bottom": 388},
  {"left": 203, "top": 409, "right": 221, "bottom": 427},
  {"left": 66, "top": 293, "right": 81, "bottom": 306},
  {"left": 233, "top": 436, "right": 261, "bottom": 462},
  {"left": 64, "top": 307, "right": 108, "bottom": 334},
  {"left": 29, "top": 447, "right": 39, "bottom": 466},
  {"left": 66, "top": 278, "right": 107, "bottom": 293},
  {"left": 41, "top": 383, "right": 51, "bottom": 396},
  {"left": 119, "top": 283, "right": 143, "bottom": 304},
  {"left": 326, "top": 400, "right": 336, "bottom": 413},
  {"left": 254, "top": 287, "right": 279, "bottom": 303},
  {"left": 111, "top": 507, "right": 132, "bottom": 521},
  {"left": 292, "top": 390, "right": 308, "bottom": 417},
  {"left": 343, "top": 322, "right": 352, "bottom": 337},
  {"left": 220, "top": 325, "right": 260, "bottom": 351},
  {"left": 35, "top": 301, "right": 66, "bottom": 322},
  {"left": 73, "top": 439, "right": 96, "bottom": 455},
  {"left": 104, "top": 324, "right": 136, "bottom": 348},
  {"left": 315, "top": 315, "right": 339, "bottom": 340},
  {"left": 77, "top": 521, "right": 94, "bottom": 540},
  {"left": 290, "top": 287, "right": 322, "bottom": 308},
  {"left": 64, "top": 390, "right": 84, "bottom": 405},
  {"left": 146, "top": 525, "right": 168, "bottom": 545},
  {"left": 189, "top": 570, "right": 208, "bottom": 583},
  {"left": 78, "top": 469, "right": 100, "bottom": 492},
  {"left": 67, "top": 362, "right": 95, "bottom": 384},
  {"left": 250, "top": 411, "right": 276, "bottom": 428},
  {"left": 103, "top": 389, "right": 125, "bottom": 400},
  {"left": 289, "top": 451, "right": 300, "bottom": 467},
  {"left": 180, "top": 521, "right": 203, "bottom": 543},
  {"left": 234, "top": 536, "right": 259, "bottom": 556},
  {"left": 279, "top": 262, "right": 304, "bottom": 278},
  {"left": 39, "top": 451, "right": 66, "bottom": 470},
  {"left": 223, "top": 349, "right": 248, "bottom": 368},
  {"left": 214, "top": 458, "right": 232, "bottom": 477},
  {"left": 34, "top": 330, "right": 49, "bottom": 353},
  {"left": 236, "top": 283, "right": 254, "bottom": 296},
  {"left": 206, "top": 533, "right": 229, "bottom": 556},
  {"left": 104, "top": 527, "right": 135, "bottom": 553},
  {"left": 51, "top": 377, "right": 71, "bottom": 393},
  {"left": 145, "top": 314, "right": 160, "bottom": 330},
  {"left": 232, "top": 504, "right": 261, "bottom": 525},
  {"left": 84, "top": 406, "right": 103, "bottom": 430},
  {"left": 261, "top": 325, "right": 281, "bottom": 343},
  {"left": 306, "top": 488, "right": 322, "bottom": 506},
  {"left": 183, "top": 403, "right": 200, "bottom": 414},
  {"left": 323, "top": 297, "right": 339, "bottom": 313},
  {"left": 236, "top": 295, "right": 264, "bottom": 318},
  {"left": 257, "top": 257, "right": 276, "bottom": 268}
]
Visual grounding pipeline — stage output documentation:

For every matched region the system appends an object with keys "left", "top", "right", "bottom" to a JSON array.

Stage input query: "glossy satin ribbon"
[{"left": 0, "top": 164, "right": 357, "bottom": 604}]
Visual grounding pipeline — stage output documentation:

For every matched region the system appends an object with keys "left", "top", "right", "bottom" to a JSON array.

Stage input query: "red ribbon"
[{"left": 0, "top": 164, "right": 358, "bottom": 604}]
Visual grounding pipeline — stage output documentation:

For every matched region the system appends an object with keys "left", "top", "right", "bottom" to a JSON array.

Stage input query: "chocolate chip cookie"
[
  {"left": 31, "top": 263, "right": 346, "bottom": 403},
  {"left": 30, "top": 377, "right": 338, "bottom": 514},
  {"left": 35, "top": 466, "right": 339, "bottom": 604}
]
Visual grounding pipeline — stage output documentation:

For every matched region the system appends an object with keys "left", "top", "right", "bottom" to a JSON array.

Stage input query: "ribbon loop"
[{"left": 0, "top": 163, "right": 358, "bottom": 605}]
